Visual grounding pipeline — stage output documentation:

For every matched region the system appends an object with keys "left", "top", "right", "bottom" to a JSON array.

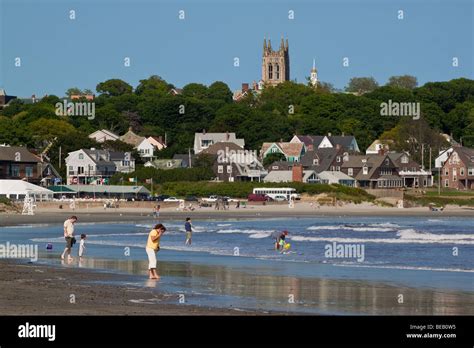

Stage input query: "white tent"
[{"left": 0, "top": 180, "right": 54, "bottom": 201}]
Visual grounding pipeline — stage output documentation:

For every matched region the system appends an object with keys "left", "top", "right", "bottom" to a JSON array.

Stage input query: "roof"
[
  {"left": 89, "top": 129, "right": 119, "bottom": 139},
  {"left": 119, "top": 128, "right": 146, "bottom": 147},
  {"left": 200, "top": 141, "right": 244, "bottom": 155},
  {"left": 0, "top": 146, "right": 40, "bottom": 162},
  {"left": 342, "top": 154, "right": 393, "bottom": 180},
  {"left": 62, "top": 185, "right": 150, "bottom": 194},
  {"left": 82, "top": 149, "right": 134, "bottom": 164},
  {"left": 194, "top": 133, "right": 245, "bottom": 152},
  {"left": 172, "top": 154, "right": 197, "bottom": 167},
  {"left": 294, "top": 135, "right": 357, "bottom": 149},
  {"left": 263, "top": 170, "right": 316, "bottom": 183},
  {"left": 317, "top": 171, "right": 355, "bottom": 181},
  {"left": 300, "top": 148, "right": 339, "bottom": 172},
  {"left": 453, "top": 146, "right": 474, "bottom": 166},
  {"left": 261, "top": 142, "right": 304, "bottom": 157},
  {"left": 148, "top": 136, "right": 165, "bottom": 147},
  {"left": 0, "top": 180, "right": 53, "bottom": 195},
  {"left": 47, "top": 185, "right": 76, "bottom": 193}
]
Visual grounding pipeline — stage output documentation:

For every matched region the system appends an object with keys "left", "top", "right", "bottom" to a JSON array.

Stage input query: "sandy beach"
[{"left": 1, "top": 201, "right": 474, "bottom": 227}]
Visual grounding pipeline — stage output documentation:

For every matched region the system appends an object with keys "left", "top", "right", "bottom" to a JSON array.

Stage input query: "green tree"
[
  {"left": 386, "top": 75, "right": 418, "bottom": 89},
  {"left": 96, "top": 79, "right": 133, "bottom": 96},
  {"left": 263, "top": 152, "right": 286, "bottom": 167},
  {"left": 135, "top": 75, "right": 173, "bottom": 97},
  {"left": 182, "top": 83, "right": 208, "bottom": 99},
  {"left": 208, "top": 81, "right": 233, "bottom": 103},
  {"left": 65, "top": 87, "right": 82, "bottom": 97},
  {"left": 346, "top": 77, "right": 379, "bottom": 94}
]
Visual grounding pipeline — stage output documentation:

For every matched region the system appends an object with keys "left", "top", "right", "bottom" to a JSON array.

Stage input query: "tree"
[
  {"left": 386, "top": 75, "right": 418, "bottom": 90},
  {"left": 345, "top": 77, "right": 379, "bottom": 94},
  {"left": 208, "top": 81, "right": 233, "bottom": 103},
  {"left": 135, "top": 75, "right": 173, "bottom": 97},
  {"left": 194, "top": 153, "right": 215, "bottom": 169},
  {"left": 65, "top": 87, "right": 82, "bottom": 97},
  {"left": 96, "top": 79, "right": 133, "bottom": 97},
  {"left": 263, "top": 152, "right": 286, "bottom": 167},
  {"left": 182, "top": 83, "right": 208, "bottom": 99},
  {"left": 29, "top": 118, "right": 76, "bottom": 143}
]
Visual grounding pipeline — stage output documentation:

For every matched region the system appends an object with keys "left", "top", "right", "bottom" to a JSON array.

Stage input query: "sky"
[{"left": 1, "top": 0, "right": 473, "bottom": 97}]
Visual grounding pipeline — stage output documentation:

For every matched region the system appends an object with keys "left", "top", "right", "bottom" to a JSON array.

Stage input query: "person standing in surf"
[
  {"left": 61, "top": 216, "right": 77, "bottom": 261},
  {"left": 184, "top": 217, "right": 193, "bottom": 246},
  {"left": 146, "top": 223, "right": 166, "bottom": 279},
  {"left": 271, "top": 230, "right": 288, "bottom": 251}
]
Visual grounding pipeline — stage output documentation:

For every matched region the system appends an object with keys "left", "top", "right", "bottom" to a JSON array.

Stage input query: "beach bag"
[{"left": 71, "top": 237, "right": 77, "bottom": 246}]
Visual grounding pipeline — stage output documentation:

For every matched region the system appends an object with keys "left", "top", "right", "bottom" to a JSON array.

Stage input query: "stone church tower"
[{"left": 261, "top": 37, "right": 290, "bottom": 87}]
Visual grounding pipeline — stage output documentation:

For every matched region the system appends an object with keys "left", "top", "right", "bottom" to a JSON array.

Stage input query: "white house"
[
  {"left": 88, "top": 129, "right": 120, "bottom": 143},
  {"left": 136, "top": 136, "right": 166, "bottom": 159},
  {"left": 194, "top": 131, "right": 244, "bottom": 154},
  {"left": 65, "top": 148, "right": 135, "bottom": 185},
  {"left": 317, "top": 171, "right": 355, "bottom": 186},
  {"left": 291, "top": 134, "right": 360, "bottom": 152},
  {"left": 435, "top": 148, "right": 454, "bottom": 169}
]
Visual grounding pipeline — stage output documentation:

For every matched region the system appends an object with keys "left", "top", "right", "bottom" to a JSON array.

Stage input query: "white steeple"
[{"left": 310, "top": 59, "right": 318, "bottom": 87}]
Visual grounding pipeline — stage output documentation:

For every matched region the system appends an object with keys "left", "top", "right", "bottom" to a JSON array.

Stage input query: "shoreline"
[
  {"left": 1, "top": 203, "right": 474, "bottom": 226},
  {"left": 0, "top": 259, "right": 274, "bottom": 315}
]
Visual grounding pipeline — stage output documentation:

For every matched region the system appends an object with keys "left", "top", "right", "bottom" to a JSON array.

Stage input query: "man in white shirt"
[{"left": 61, "top": 216, "right": 77, "bottom": 261}]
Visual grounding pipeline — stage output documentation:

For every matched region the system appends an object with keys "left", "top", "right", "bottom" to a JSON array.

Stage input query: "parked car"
[
  {"left": 222, "top": 196, "right": 239, "bottom": 202},
  {"left": 272, "top": 195, "right": 287, "bottom": 202},
  {"left": 164, "top": 197, "right": 182, "bottom": 202},
  {"left": 290, "top": 193, "right": 301, "bottom": 200},
  {"left": 247, "top": 193, "right": 269, "bottom": 202},
  {"left": 185, "top": 196, "right": 199, "bottom": 202},
  {"left": 155, "top": 194, "right": 170, "bottom": 201},
  {"left": 202, "top": 195, "right": 218, "bottom": 203}
]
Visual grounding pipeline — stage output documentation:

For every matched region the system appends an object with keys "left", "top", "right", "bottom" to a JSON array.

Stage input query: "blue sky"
[{"left": 1, "top": 0, "right": 473, "bottom": 97}]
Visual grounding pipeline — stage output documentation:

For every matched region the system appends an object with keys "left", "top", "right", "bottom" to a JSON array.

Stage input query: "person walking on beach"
[
  {"left": 78, "top": 234, "right": 87, "bottom": 258},
  {"left": 184, "top": 217, "right": 193, "bottom": 246},
  {"left": 146, "top": 223, "right": 166, "bottom": 280},
  {"left": 61, "top": 216, "right": 77, "bottom": 261}
]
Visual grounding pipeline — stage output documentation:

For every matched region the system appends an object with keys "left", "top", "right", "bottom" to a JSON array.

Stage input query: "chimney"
[
  {"left": 336, "top": 144, "right": 342, "bottom": 150},
  {"left": 292, "top": 164, "right": 304, "bottom": 183},
  {"left": 378, "top": 148, "right": 386, "bottom": 155},
  {"left": 328, "top": 132, "right": 332, "bottom": 137},
  {"left": 128, "top": 126, "right": 133, "bottom": 132},
  {"left": 242, "top": 83, "right": 249, "bottom": 92},
  {"left": 202, "top": 129, "right": 206, "bottom": 135},
  {"left": 226, "top": 131, "right": 230, "bottom": 140},
  {"left": 307, "top": 144, "right": 314, "bottom": 151}
]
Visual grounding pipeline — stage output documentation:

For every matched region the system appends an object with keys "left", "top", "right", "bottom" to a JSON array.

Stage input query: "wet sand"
[{"left": 0, "top": 260, "right": 266, "bottom": 315}]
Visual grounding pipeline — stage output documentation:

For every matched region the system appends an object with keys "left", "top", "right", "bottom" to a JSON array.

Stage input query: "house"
[
  {"left": 260, "top": 142, "right": 305, "bottom": 163},
  {"left": 119, "top": 127, "right": 146, "bottom": 147},
  {"left": 341, "top": 154, "right": 402, "bottom": 189},
  {"left": 441, "top": 146, "right": 474, "bottom": 190},
  {"left": 435, "top": 148, "right": 454, "bottom": 169},
  {"left": 0, "top": 145, "right": 41, "bottom": 182},
  {"left": 170, "top": 88, "right": 183, "bottom": 96},
  {"left": 88, "top": 129, "right": 120, "bottom": 143},
  {"left": 65, "top": 148, "right": 135, "bottom": 185},
  {"left": 194, "top": 131, "right": 245, "bottom": 154},
  {"left": 37, "top": 162, "right": 62, "bottom": 187},
  {"left": 136, "top": 136, "right": 166, "bottom": 159},
  {"left": 388, "top": 152, "right": 432, "bottom": 188},
  {"left": 263, "top": 165, "right": 318, "bottom": 183},
  {"left": 172, "top": 154, "right": 197, "bottom": 168},
  {"left": 0, "top": 89, "right": 17, "bottom": 109},
  {"left": 317, "top": 171, "right": 355, "bottom": 187},
  {"left": 144, "top": 159, "right": 183, "bottom": 170},
  {"left": 290, "top": 133, "right": 360, "bottom": 152},
  {"left": 200, "top": 142, "right": 267, "bottom": 182},
  {"left": 365, "top": 139, "right": 392, "bottom": 155}
]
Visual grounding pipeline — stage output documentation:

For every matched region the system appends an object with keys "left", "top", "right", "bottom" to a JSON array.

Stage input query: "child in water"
[{"left": 78, "top": 234, "right": 87, "bottom": 258}]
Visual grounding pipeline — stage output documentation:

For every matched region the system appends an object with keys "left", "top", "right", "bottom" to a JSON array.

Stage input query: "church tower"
[
  {"left": 310, "top": 59, "right": 318, "bottom": 87},
  {"left": 261, "top": 37, "right": 290, "bottom": 87}
]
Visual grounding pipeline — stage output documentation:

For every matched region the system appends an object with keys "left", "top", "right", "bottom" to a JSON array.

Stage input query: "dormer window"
[
  {"left": 363, "top": 166, "right": 368, "bottom": 175},
  {"left": 313, "top": 159, "right": 319, "bottom": 165},
  {"left": 79, "top": 153, "right": 84, "bottom": 160},
  {"left": 401, "top": 156, "right": 408, "bottom": 164},
  {"left": 336, "top": 156, "right": 341, "bottom": 163}
]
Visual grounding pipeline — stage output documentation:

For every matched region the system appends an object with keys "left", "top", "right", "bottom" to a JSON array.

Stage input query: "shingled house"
[{"left": 441, "top": 146, "right": 474, "bottom": 190}]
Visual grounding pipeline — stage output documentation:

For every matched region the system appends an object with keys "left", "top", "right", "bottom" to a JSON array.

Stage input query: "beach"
[{"left": 1, "top": 203, "right": 473, "bottom": 315}]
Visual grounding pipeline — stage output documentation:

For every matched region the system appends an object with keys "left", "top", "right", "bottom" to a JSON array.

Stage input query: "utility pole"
[
  {"left": 421, "top": 143, "right": 424, "bottom": 170},
  {"left": 59, "top": 146, "right": 62, "bottom": 168},
  {"left": 188, "top": 148, "right": 192, "bottom": 168}
]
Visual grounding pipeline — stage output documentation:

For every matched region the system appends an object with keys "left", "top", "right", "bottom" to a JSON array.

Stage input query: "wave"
[
  {"left": 291, "top": 228, "right": 474, "bottom": 245},
  {"left": 334, "top": 263, "right": 474, "bottom": 273},
  {"left": 217, "top": 229, "right": 275, "bottom": 234},
  {"left": 307, "top": 225, "right": 395, "bottom": 232},
  {"left": 249, "top": 232, "right": 272, "bottom": 239}
]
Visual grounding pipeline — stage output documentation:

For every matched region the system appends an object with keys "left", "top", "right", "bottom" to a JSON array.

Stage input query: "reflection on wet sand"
[{"left": 52, "top": 256, "right": 474, "bottom": 315}]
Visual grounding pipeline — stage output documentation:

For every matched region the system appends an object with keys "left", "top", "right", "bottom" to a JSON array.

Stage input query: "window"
[
  {"left": 78, "top": 153, "right": 84, "bottom": 160},
  {"left": 167, "top": 161, "right": 173, "bottom": 167},
  {"left": 363, "top": 166, "right": 368, "bottom": 175},
  {"left": 336, "top": 166, "right": 341, "bottom": 171},
  {"left": 77, "top": 167, "right": 84, "bottom": 174},
  {"left": 348, "top": 168, "right": 353, "bottom": 176},
  {"left": 445, "top": 179, "right": 449, "bottom": 187},
  {"left": 313, "top": 159, "right": 319, "bottom": 165},
  {"left": 268, "top": 64, "right": 273, "bottom": 79},
  {"left": 469, "top": 168, "right": 474, "bottom": 176},
  {"left": 336, "top": 156, "right": 341, "bottom": 163},
  {"left": 276, "top": 64, "right": 280, "bottom": 79},
  {"left": 401, "top": 156, "right": 408, "bottom": 164},
  {"left": 385, "top": 159, "right": 389, "bottom": 165},
  {"left": 24, "top": 166, "right": 33, "bottom": 177},
  {"left": 460, "top": 167, "right": 465, "bottom": 176},
  {"left": 453, "top": 168, "right": 457, "bottom": 176},
  {"left": 445, "top": 168, "right": 449, "bottom": 176},
  {"left": 218, "top": 165, "right": 223, "bottom": 173},
  {"left": 227, "top": 166, "right": 232, "bottom": 174},
  {"left": 272, "top": 166, "right": 279, "bottom": 170}
]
